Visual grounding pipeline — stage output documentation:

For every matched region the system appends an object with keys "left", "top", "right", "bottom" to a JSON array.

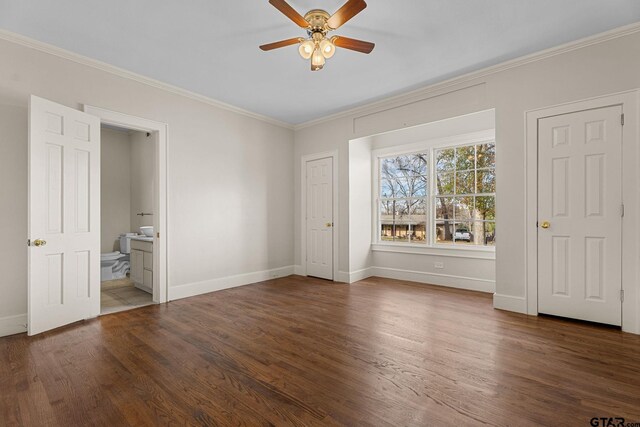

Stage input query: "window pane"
[
  {"left": 454, "top": 197, "right": 474, "bottom": 221},
  {"left": 381, "top": 154, "right": 427, "bottom": 179},
  {"left": 475, "top": 196, "right": 495, "bottom": 220},
  {"left": 413, "top": 223, "right": 427, "bottom": 243},
  {"left": 393, "top": 227, "right": 410, "bottom": 242},
  {"left": 394, "top": 199, "right": 410, "bottom": 220},
  {"left": 477, "top": 169, "right": 495, "bottom": 193},
  {"left": 409, "top": 175, "right": 428, "bottom": 197},
  {"left": 409, "top": 199, "right": 427, "bottom": 243},
  {"left": 435, "top": 197, "right": 454, "bottom": 219},
  {"left": 456, "top": 170, "right": 475, "bottom": 194},
  {"left": 484, "top": 221, "right": 496, "bottom": 246},
  {"left": 476, "top": 144, "right": 495, "bottom": 169},
  {"left": 471, "top": 221, "right": 496, "bottom": 246},
  {"left": 380, "top": 178, "right": 396, "bottom": 198},
  {"left": 453, "top": 222, "right": 473, "bottom": 245},
  {"left": 379, "top": 199, "right": 411, "bottom": 243},
  {"left": 436, "top": 172, "right": 454, "bottom": 195},
  {"left": 392, "top": 177, "right": 412, "bottom": 198},
  {"left": 395, "top": 200, "right": 410, "bottom": 243},
  {"left": 380, "top": 157, "right": 401, "bottom": 179},
  {"left": 456, "top": 146, "right": 475, "bottom": 171},
  {"left": 436, "top": 148, "right": 455, "bottom": 172},
  {"left": 435, "top": 220, "right": 454, "bottom": 244}
]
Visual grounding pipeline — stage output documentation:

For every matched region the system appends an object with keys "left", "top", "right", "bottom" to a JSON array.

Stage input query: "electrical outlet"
[{"left": 434, "top": 262, "right": 444, "bottom": 269}]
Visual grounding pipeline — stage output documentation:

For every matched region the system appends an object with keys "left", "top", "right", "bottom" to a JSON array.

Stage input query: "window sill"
[{"left": 371, "top": 243, "right": 496, "bottom": 260}]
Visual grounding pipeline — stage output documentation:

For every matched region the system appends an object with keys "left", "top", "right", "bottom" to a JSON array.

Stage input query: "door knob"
[
  {"left": 540, "top": 221, "right": 550, "bottom": 229},
  {"left": 325, "top": 222, "right": 333, "bottom": 227},
  {"left": 32, "top": 239, "right": 47, "bottom": 247}
]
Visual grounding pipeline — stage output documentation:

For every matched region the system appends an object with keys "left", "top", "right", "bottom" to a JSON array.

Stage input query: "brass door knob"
[
  {"left": 325, "top": 222, "right": 333, "bottom": 227},
  {"left": 540, "top": 221, "right": 550, "bottom": 229},
  {"left": 32, "top": 239, "right": 47, "bottom": 247}
]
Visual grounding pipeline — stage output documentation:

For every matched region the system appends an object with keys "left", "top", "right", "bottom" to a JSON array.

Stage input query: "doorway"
[
  {"left": 99, "top": 125, "right": 155, "bottom": 314},
  {"left": 84, "top": 105, "right": 169, "bottom": 308}
]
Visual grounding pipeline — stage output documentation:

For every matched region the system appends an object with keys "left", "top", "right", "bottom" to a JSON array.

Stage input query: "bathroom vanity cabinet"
[{"left": 130, "top": 239, "right": 153, "bottom": 294}]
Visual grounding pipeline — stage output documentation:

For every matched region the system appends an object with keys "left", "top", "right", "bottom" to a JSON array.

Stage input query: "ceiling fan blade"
[
  {"left": 260, "top": 37, "right": 301, "bottom": 51},
  {"left": 327, "top": 0, "right": 367, "bottom": 29},
  {"left": 268, "top": 0, "right": 309, "bottom": 28},
  {"left": 333, "top": 36, "right": 375, "bottom": 54}
]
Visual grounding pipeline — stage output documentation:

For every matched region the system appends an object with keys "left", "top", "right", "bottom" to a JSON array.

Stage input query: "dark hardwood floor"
[{"left": 2, "top": 275, "right": 640, "bottom": 426}]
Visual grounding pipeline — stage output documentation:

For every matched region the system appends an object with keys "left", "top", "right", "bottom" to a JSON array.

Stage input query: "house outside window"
[{"left": 375, "top": 133, "right": 495, "bottom": 249}]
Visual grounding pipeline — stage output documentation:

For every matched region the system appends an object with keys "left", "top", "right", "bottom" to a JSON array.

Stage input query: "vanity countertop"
[{"left": 131, "top": 235, "right": 153, "bottom": 242}]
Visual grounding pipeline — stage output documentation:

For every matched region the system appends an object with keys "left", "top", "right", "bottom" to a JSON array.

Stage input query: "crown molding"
[
  {"left": 0, "top": 29, "right": 295, "bottom": 130},
  {"left": 293, "top": 21, "right": 640, "bottom": 131}
]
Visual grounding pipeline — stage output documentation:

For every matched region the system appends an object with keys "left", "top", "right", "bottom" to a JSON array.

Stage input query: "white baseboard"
[
  {"left": 493, "top": 293, "right": 527, "bottom": 314},
  {"left": 335, "top": 271, "right": 349, "bottom": 283},
  {"left": 0, "top": 313, "right": 27, "bottom": 337},
  {"left": 169, "top": 265, "right": 295, "bottom": 301},
  {"left": 338, "top": 268, "right": 373, "bottom": 283},
  {"left": 370, "top": 267, "right": 495, "bottom": 293},
  {"left": 293, "top": 265, "right": 305, "bottom": 276}
]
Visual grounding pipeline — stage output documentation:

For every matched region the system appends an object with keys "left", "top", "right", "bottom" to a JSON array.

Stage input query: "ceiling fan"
[{"left": 259, "top": 0, "right": 375, "bottom": 71}]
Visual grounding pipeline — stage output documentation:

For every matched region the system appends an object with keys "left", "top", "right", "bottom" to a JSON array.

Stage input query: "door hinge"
[
  {"left": 156, "top": 232, "right": 160, "bottom": 238},
  {"left": 621, "top": 204, "right": 625, "bottom": 218},
  {"left": 621, "top": 114, "right": 625, "bottom": 126},
  {"left": 27, "top": 239, "right": 31, "bottom": 247},
  {"left": 620, "top": 289, "right": 625, "bottom": 302}
]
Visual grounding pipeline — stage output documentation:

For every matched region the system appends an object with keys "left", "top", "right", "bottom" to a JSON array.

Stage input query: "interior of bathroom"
[{"left": 100, "top": 125, "right": 156, "bottom": 314}]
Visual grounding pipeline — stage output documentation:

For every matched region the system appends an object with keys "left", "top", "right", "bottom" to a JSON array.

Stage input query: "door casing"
[
  {"left": 524, "top": 90, "right": 640, "bottom": 334},
  {"left": 84, "top": 105, "right": 169, "bottom": 304}
]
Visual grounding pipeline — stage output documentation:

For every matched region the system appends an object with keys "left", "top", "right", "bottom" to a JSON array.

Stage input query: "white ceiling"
[{"left": 1, "top": 1, "right": 639, "bottom": 125}]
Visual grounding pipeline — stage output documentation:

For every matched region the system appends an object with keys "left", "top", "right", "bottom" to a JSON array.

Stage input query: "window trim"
[{"left": 372, "top": 130, "right": 496, "bottom": 253}]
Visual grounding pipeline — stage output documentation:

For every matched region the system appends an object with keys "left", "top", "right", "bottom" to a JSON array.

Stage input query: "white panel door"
[
  {"left": 28, "top": 95, "right": 100, "bottom": 335},
  {"left": 538, "top": 105, "right": 622, "bottom": 326},
  {"left": 306, "top": 157, "right": 333, "bottom": 280}
]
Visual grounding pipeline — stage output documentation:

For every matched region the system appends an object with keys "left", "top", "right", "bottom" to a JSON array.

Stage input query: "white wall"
[
  {"left": 129, "top": 131, "right": 155, "bottom": 233},
  {"left": 0, "top": 36, "right": 294, "bottom": 335},
  {"left": 294, "top": 28, "right": 640, "bottom": 309},
  {"left": 348, "top": 137, "right": 372, "bottom": 278},
  {"left": 0, "top": 103, "right": 27, "bottom": 335},
  {"left": 101, "top": 128, "right": 131, "bottom": 252}
]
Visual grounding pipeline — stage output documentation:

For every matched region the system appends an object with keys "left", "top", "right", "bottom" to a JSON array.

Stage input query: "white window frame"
[{"left": 372, "top": 130, "right": 496, "bottom": 255}]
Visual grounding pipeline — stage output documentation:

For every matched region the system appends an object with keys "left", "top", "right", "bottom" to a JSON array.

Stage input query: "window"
[
  {"left": 376, "top": 139, "right": 495, "bottom": 248},
  {"left": 434, "top": 143, "right": 495, "bottom": 246},
  {"left": 379, "top": 154, "right": 428, "bottom": 243}
]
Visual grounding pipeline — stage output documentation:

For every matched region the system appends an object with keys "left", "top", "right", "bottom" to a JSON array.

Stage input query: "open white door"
[
  {"left": 305, "top": 157, "right": 334, "bottom": 280},
  {"left": 28, "top": 95, "right": 100, "bottom": 335},
  {"left": 537, "top": 105, "right": 623, "bottom": 326}
]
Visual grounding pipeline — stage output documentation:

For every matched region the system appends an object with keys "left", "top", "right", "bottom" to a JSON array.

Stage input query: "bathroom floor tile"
[{"left": 100, "top": 278, "right": 153, "bottom": 315}]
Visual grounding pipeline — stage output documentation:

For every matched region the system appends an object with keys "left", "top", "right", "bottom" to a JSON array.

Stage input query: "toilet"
[{"left": 100, "top": 233, "right": 135, "bottom": 281}]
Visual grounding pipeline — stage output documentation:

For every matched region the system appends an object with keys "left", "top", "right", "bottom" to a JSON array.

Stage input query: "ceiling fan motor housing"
[{"left": 305, "top": 10, "right": 331, "bottom": 33}]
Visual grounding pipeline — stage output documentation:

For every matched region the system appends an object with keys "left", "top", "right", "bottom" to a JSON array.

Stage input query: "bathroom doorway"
[
  {"left": 84, "top": 105, "right": 169, "bottom": 315},
  {"left": 99, "top": 125, "right": 155, "bottom": 314}
]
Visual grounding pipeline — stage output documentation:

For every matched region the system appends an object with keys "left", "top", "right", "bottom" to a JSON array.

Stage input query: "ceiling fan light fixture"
[
  {"left": 311, "top": 47, "right": 325, "bottom": 71},
  {"left": 319, "top": 38, "right": 335, "bottom": 59},
  {"left": 298, "top": 39, "right": 315, "bottom": 59}
]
